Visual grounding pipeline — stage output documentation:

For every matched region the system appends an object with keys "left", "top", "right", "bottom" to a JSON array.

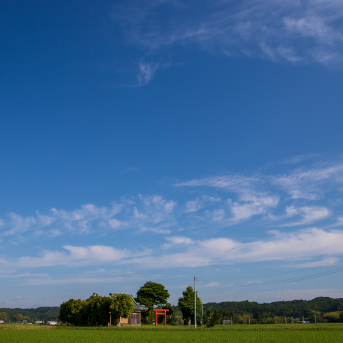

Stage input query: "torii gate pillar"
[{"left": 153, "top": 309, "right": 169, "bottom": 326}]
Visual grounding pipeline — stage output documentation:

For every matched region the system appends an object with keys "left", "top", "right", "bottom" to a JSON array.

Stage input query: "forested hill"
[
  {"left": 0, "top": 307, "right": 60, "bottom": 322},
  {"left": 2, "top": 297, "right": 343, "bottom": 322},
  {"left": 203, "top": 297, "right": 343, "bottom": 317}
]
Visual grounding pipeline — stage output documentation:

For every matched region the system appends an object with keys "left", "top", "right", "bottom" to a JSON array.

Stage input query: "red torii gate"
[{"left": 153, "top": 309, "right": 169, "bottom": 326}]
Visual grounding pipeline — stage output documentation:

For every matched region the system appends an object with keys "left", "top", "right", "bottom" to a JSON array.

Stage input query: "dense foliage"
[
  {"left": 136, "top": 281, "right": 170, "bottom": 323},
  {"left": 136, "top": 281, "right": 170, "bottom": 310},
  {"left": 205, "top": 309, "right": 222, "bottom": 327},
  {"left": 59, "top": 293, "right": 134, "bottom": 326},
  {"left": 178, "top": 286, "right": 202, "bottom": 325},
  {"left": 202, "top": 297, "right": 343, "bottom": 323},
  {"left": 2, "top": 296, "right": 343, "bottom": 325}
]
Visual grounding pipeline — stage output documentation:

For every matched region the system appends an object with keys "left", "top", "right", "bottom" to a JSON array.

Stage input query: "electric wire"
[
  {"left": 196, "top": 262, "right": 342, "bottom": 282},
  {"left": 197, "top": 265, "right": 343, "bottom": 287}
]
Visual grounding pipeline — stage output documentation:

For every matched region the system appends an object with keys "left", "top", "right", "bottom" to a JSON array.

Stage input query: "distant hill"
[
  {"left": 202, "top": 297, "right": 343, "bottom": 317},
  {"left": 0, "top": 307, "right": 60, "bottom": 322},
  {"left": 1, "top": 297, "right": 343, "bottom": 323}
]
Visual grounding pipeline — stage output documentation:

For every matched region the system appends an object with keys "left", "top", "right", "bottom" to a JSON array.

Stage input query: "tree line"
[
  {"left": 2, "top": 292, "right": 343, "bottom": 325},
  {"left": 0, "top": 307, "right": 59, "bottom": 323},
  {"left": 200, "top": 297, "right": 343, "bottom": 324},
  {"left": 59, "top": 293, "right": 134, "bottom": 326},
  {"left": 58, "top": 282, "right": 202, "bottom": 326}
]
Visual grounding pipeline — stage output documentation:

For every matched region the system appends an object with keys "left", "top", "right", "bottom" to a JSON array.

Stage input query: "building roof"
[{"left": 109, "top": 293, "right": 148, "bottom": 312}]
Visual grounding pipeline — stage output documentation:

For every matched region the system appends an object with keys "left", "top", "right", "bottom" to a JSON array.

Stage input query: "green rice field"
[{"left": 1, "top": 324, "right": 343, "bottom": 343}]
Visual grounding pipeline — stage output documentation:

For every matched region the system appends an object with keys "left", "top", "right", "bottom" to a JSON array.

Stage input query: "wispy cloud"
[
  {"left": 137, "top": 62, "right": 159, "bottom": 85},
  {"left": 3, "top": 228, "right": 343, "bottom": 271},
  {"left": 0, "top": 195, "right": 177, "bottom": 239},
  {"left": 272, "top": 163, "right": 343, "bottom": 199},
  {"left": 1, "top": 159, "right": 343, "bottom": 244},
  {"left": 294, "top": 257, "right": 339, "bottom": 269},
  {"left": 177, "top": 159, "right": 343, "bottom": 226},
  {"left": 185, "top": 195, "right": 221, "bottom": 213},
  {"left": 112, "top": 0, "right": 343, "bottom": 66},
  {"left": 23, "top": 277, "right": 125, "bottom": 286},
  {"left": 138, "top": 227, "right": 343, "bottom": 268},
  {"left": 15, "top": 245, "right": 129, "bottom": 268},
  {"left": 284, "top": 206, "right": 330, "bottom": 226},
  {"left": 176, "top": 175, "right": 258, "bottom": 192},
  {"left": 230, "top": 193, "right": 279, "bottom": 221},
  {"left": 10, "top": 296, "right": 25, "bottom": 301}
]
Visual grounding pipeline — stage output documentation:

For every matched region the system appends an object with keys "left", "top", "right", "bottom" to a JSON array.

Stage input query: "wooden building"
[{"left": 109, "top": 293, "right": 147, "bottom": 326}]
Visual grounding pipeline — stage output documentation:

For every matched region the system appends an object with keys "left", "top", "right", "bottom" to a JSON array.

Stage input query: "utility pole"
[
  {"left": 249, "top": 316, "right": 250, "bottom": 325},
  {"left": 285, "top": 315, "right": 287, "bottom": 324},
  {"left": 315, "top": 314, "right": 316, "bottom": 323},
  {"left": 194, "top": 276, "right": 197, "bottom": 328},
  {"left": 201, "top": 304, "right": 203, "bottom": 326}
]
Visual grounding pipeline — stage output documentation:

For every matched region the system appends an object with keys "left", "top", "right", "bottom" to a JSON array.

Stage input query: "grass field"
[{"left": 1, "top": 324, "right": 343, "bottom": 342}]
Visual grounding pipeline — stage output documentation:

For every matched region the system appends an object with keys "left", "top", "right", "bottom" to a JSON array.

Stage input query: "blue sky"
[{"left": 1, "top": 0, "right": 343, "bottom": 308}]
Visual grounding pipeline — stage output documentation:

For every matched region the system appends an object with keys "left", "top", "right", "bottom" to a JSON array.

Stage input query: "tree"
[
  {"left": 84, "top": 293, "right": 107, "bottom": 326},
  {"left": 0, "top": 312, "right": 9, "bottom": 322},
  {"left": 157, "top": 303, "right": 174, "bottom": 324},
  {"left": 253, "top": 311, "right": 263, "bottom": 323},
  {"left": 59, "top": 298, "right": 86, "bottom": 326},
  {"left": 206, "top": 309, "right": 222, "bottom": 327},
  {"left": 178, "top": 286, "right": 202, "bottom": 325},
  {"left": 59, "top": 293, "right": 134, "bottom": 326},
  {"left": 110, "top": 293, "right": 134, "bottom": 320},
  {"left": 136, "top": 281, "right": 170, "bottom": 322}
]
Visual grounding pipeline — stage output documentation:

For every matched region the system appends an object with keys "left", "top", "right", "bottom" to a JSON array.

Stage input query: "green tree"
[
  {"left": 85, "top": 293, "right": 108, "bottom": 326},
  {"left": 59, "top": 298, "right": 86, "bottom": 326},
  {"left": 59, "top": 293, "right": 134, "bottom": 327},
  {"left": 253, "top": 311, "right": 263, "bottom": 323},
  {"left": 136, "top": 281, "right": 170, "bottom": 323},
  {"left": 0, "top": 312, "right": 9, "bottom": 322},
  {"left": 157, "top": 303, "right": 174, "bottom": 324},
  {"left": 206, "top": 309, "right": 222, "bottom": 327},
  {"left": 110, "top": 293, "right": 134, "bottom": 320},
  {"left": 178, "top": 286, "right": 202, "bottom": 325}
]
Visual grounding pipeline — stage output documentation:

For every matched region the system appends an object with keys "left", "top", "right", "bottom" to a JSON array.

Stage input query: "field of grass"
[{"left": 1, "top": 324, "right": 343, "bottom": 342}]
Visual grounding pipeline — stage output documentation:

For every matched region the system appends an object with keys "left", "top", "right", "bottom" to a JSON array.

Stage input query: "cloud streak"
[
  {"left": 113, "top": 0, "right": 343, "bottom": 66},
  {"left": 7, "top": 228, "right": 343, "bottom": 270}
]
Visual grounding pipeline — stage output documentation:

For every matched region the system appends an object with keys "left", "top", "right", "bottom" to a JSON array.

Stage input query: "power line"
[
  {"left": 197, "top": 262, "right": 342, "bottom": 282},
  {"left": 197, "top": 265, "right": 343, "bottom": 287}
]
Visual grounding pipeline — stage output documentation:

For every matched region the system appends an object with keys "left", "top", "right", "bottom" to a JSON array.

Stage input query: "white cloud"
[
  {"left": 10, "top": 296, "right": 25, "bottom": 301},
  {"left": 140, "top": 228, "right": 343, "bottom": 268},
  {"left": 283, "top": 205, "right": 330, "bottom": 226},
  {"left": 138, "top": 62, "right": 159, "bottom": 85},
  {"left": 213, "top": 209, "right": 225, "bottom": 221},
  {"left": 3, "top": 228, "right": 343, "bottom": 271},
  {"left": 272, "top": 163, "right": 343, "bottom": 199},
  {"left": 166, "top": 236, "right": 194, "bottom": 245},
  {"left": 23, "top": 277, "right": 124, "bottom": 286},
  {"left": 14, "top": 245, "right": 129, "bottom": 268},
  {"left": 113, "top": 0, "right": 343, "bottom": 66},
  {"left": 230, "top": 194, "right": 279, "bottom": 221},
  {"left": 185, "top": 200, "right": 202, "bottom": 213},
  {"left": 0, "top": 195, "right": 177, "bottom": 239},
  {"left": 185, "top": 195, "right": 221, "bottom": 213},
  {"left": 140, "top": 226, "right": 171, "bottom": 234},
  {"left": 176, "top": 175, "right": 258, "bottom": 192},
  {"left": 294, "top": 257, "right": 339, "bottom": 268}
]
